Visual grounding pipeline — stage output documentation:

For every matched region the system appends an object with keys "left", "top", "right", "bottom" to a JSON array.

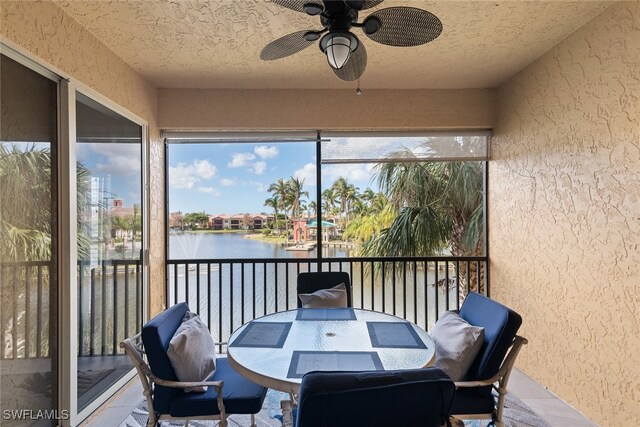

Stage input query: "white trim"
[
  {"left": 75, "top": 83, "right": 148, "bottom": 128},
  {"left": 1, "top": 41, "right": 62, "bottom": 81},
  {"left": 142, "top": 124, "right": 150, "bottom": 324},
  {"left": 162, "top": 130, "right": 317, "bottom": 141},
  {"left": 58, "top": 79, "right": 78, "bottom": 427},
  {"left": 72, "top": 94, "right": 149, "bottom": 424}
]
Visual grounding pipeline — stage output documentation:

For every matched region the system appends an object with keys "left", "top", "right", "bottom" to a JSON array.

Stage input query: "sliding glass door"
[
  {"left": 0, "top": 53, "right": 59, "bottom": 424},
  {"left": 75, "top": 93, "right": 144, "bottom": 412}
]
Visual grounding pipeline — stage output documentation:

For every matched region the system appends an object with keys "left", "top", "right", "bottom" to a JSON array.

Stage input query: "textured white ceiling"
[{"left": 55, "top": 0, "right": 612, "bottom": 89}]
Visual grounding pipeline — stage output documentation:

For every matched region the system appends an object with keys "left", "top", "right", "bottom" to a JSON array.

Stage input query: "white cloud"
[
  {"left": 248, "top": 181, "right": 267, "bottom": 192},
  {"left": 220, "top": 178, "right": 236, "bottom": 186},
  {"left": 169, "top": 160, "right": 217, "bottom": 189},
  {"left": 323, "top": 164, "right": 373, "bottom": 185},
  {"left": 251, "top": 161, "right": 267, "bottom": 175},
  {"left": 194, "top": 160, "right": 216, "bottom": 179},
  {"left": 294, "top": 163, "right": 316, "bottom": 184},
  {"left": 254, "top": 145, "right": 279, "bottom": 159},
  {"left": 228, "top": 152, "right": 255, "bottom": 168},
  {"left": 197, "top": 187, "right": 221, "bottom": 196},
  {"left": 91, "top": 144, "right": 141, "bottom": 176}
]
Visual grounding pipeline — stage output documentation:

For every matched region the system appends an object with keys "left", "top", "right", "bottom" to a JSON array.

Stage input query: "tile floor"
[{"left": 81, "top": 368, "right": 598, "bottom": 427}]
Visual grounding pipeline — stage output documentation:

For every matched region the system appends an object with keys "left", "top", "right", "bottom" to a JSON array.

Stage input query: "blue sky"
[
  {"left": 17, "top": 135, "right": 484, "bottom": 215},
  {"left": 167, "top": 142, "right": 378, "bottom": 214},
  {"left": 76, "top": 142, "right": 142, "bottom": 207}
]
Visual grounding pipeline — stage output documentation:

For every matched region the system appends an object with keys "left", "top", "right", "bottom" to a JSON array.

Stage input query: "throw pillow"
[
  {"left": 167, "top": 311, "right": 217, "bottom": 392},
  {"left": 431, "top": 311, "right": 484, "bottom": 381},
  {"left": 298, "top": 283, "right": 348, "bottom": 308}
]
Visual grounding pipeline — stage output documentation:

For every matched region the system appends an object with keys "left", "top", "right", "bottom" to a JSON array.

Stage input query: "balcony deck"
[{"left": 82, "top": 368, "right": 597, "bottom": 427}]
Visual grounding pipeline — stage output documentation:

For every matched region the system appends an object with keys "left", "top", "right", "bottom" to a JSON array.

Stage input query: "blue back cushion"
[
  {"left": 296, "top": 368, "right": 455, "bottom": 427},
  {"left": 297, "top": 272, "right": 352, "bottom": 308},
  {"left": 459, "top": 293, "right": 522, "bottom": 381},
  {"left": 141, "top": 302, "right": 189, "bottom": 414}
]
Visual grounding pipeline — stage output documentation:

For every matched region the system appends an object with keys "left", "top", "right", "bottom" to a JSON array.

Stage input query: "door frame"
[{"left": 1, "top": 40, "right": 150, "bottom": 426}]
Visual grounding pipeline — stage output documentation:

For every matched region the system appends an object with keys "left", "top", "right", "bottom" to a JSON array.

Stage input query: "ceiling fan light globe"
[
  {"left": 320, "top": 32, "right": 359, "bottom": 70},
  {"left": 326, "top": 36, "right": 352, "bottom": 69}
]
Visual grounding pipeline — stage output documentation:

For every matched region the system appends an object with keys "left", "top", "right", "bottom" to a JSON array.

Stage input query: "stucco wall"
[
  {"left": 490, "top": 2, "right": 640, "bottom": 425},
  {"left": 1, "top": 1, "right": 166, "bottom": 316},
  {"left": 158, "top": 88, "right": 495, "bottom": 130}
]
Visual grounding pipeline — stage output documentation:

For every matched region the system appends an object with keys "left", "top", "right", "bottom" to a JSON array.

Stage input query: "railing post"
[
  {"left": 113, "top": 262, "right": 119, "bottom": 355},
  {"left": 90, "top": 267, "right": 96, "bottom": 356}
]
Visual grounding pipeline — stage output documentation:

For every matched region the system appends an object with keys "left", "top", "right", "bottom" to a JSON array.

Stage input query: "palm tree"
[
  {"left": 369, "top": 192, "right": 388, "bottom": 215},
  {"left": 0, "top": 144, "right": 53, "bottom": 261},
  {"left": 1, "top": 144, "right": 91, "bottom": 261},
  {"left": 365, "top": 159, "right": 483, "bottom": 258},
  {"left": 331, "top": 177, "right": 349, "bottom": 220},
  {"left": 287, "top": 177, "right": 309, "bottom": 224},
  {"left": 349, "top": 198, "right": 367, "bottom": 218},
  {"left": 263, "top": 195, "right": 280, "bottom": 233},
  {"left": 344, "top": 205, "right": 396, "bottom": 244},
  {"left": 361, "top": 187, "right": 376, "bottom": 209},
  {"left": 268, "top": 178, "right": 290, "bottom": 239},
  {"left": 364, "top": 158, "right": 484, "bottom": 294},
  {"left": 308, "top": 200, "right": 317, "bottom": 218},
  {"left": 344, "top": 183, "right": 359, "bottom": 221},
  {"left": 321, "top": 187, "right": 337, "bottom": 221}
]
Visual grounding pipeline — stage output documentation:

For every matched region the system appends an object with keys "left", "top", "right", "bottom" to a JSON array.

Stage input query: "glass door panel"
[
  {"left": 0, "top": 53, "right": 58, "bottom": 425},
  {"left": 75, "top": 93, "right": 143, "bottom": 411}
]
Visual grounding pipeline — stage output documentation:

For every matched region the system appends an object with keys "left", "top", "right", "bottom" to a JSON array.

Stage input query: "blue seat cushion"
[
  {"left": 451, "top": 386, "right": 495, "bottom": 415},
  {"left": 142, "top": 302, "right": 189, "bottom": 414},
  {"left": 169, "top": 357, "right": 267, "bottom": 417},
  {"left": 296, "top": 368, "right": 455, "bottom": 427},
  {"left": 459, "top": 293, "right": 522, "bottom": 381}
]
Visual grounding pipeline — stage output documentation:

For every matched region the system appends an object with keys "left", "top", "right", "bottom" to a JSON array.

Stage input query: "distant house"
[
  {"left": 252, "top": 214, "right": 273, "bottom": 229},
  {"left": 209, "top": 214, "right": 231, "bottom": 230},
  {"left": 208, "top": 213, "right": 274, "bottom": 230},
  {"left": 111, "top": 198, "right": 134, "bottom": 219},
  {"left": 229, "top": 214, "right": 244, "bottom": 229}
]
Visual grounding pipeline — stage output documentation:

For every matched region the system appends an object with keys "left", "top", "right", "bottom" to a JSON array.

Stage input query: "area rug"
[{"left": 120, "top": 389, "right": 550, "bottom": 427}]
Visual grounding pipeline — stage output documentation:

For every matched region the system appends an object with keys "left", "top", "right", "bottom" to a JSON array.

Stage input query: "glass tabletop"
[{"left": 226, "top": 308, "right": 435, "bottom": 394}]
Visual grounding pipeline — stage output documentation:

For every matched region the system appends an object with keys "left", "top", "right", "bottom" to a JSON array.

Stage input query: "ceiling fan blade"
[
  {"left": 261, "top": 31, "right": 316, "bottom": 60},
  {"left": 363, "top": 7, "right": 442, "bottom": 47},
  {"left": 271, "top": 0, "right": 322, "bottom": 14},
  {"left": 333, "top": 42, "right": 367, "bottom": 81}
]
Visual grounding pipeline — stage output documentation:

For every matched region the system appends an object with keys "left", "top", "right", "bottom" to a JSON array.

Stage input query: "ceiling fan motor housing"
[{"left": 320, "top": 3, "right": 359, "bottom": 32}]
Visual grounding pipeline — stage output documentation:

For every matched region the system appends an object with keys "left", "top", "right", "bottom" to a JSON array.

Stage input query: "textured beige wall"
[
  {"left": 1, "top": 1, "right": 166, "bottom": 316},
  {"left": 158, "top": 88, "right": 495, "bottom": 130},
  {"left": 490, "top": 2, "right": 640, "bottom": 425}
]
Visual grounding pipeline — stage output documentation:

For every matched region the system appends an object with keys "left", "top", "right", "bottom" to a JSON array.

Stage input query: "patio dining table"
[{"left": 226, "top": 308, "right": 435, "bottom": 396}]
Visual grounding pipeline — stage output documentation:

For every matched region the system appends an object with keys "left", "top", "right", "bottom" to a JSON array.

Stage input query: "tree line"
[{"left": 262, "top": 158, "right": 484, "bottom": 258}]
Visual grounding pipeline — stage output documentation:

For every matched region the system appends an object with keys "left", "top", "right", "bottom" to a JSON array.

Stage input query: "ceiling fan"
[{"left": 260, "top": 0, "right": 443, "bottom": 81}]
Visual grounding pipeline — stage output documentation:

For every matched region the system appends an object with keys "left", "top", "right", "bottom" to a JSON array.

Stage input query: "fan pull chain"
[{"left": 356, "top": 78, "right": 362, "bottom": 96}]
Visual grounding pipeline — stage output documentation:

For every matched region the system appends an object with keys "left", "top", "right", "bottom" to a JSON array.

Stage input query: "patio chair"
[
  {"left": 450, "top": 293, "right": 528, "bottom": 427},
  {"left": 296, "top": 271, "right": 352, "bottom": 307},
  {"left": 120, "top": 303, "right": 267, "bottom": 427},
  {"left": 296, "top": 367, "right": 456, "bottom": 427}
]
